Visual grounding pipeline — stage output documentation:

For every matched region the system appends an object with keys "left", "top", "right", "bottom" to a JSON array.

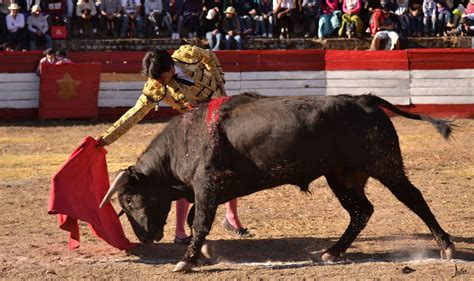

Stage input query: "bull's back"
[{"left": 221, "top": 95, "right": 398, "bottom": 175}]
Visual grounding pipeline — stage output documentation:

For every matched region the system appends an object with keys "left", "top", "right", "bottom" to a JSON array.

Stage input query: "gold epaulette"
[{"left": 172, "top": 45, "right": 202, "bottom": 64}]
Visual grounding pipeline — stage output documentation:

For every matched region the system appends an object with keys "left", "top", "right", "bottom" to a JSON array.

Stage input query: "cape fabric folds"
[{"left": 47, "top": 136, "right": 137, "bottom": 250}]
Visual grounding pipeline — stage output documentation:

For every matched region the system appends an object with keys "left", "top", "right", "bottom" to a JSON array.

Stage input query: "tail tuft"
[{"left": 420, "top": 116, "right": 453, "bottom": 140}]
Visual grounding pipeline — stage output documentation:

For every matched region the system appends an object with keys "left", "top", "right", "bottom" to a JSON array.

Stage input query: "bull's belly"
[{"left": 218, "top": 163, "right": 326, "bottom": 202}]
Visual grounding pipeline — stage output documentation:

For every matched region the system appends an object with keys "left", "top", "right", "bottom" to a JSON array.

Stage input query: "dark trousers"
[{"left": 7, "top": 29, "right": 28, "bottom": 50}]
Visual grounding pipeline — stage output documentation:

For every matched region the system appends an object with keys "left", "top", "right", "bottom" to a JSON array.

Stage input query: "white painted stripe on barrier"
[
  {"left": 1, "top": 82, "right": 40, "bottom": 91},
  {"left": 327, "top": 70, "right": 409, "bottom": 79},
  {"left": 225, "top": 81, "right": 241, "bottom": 90},
  {"left": 225, "top": 72, "right": 241, "bottom": 81},
  {"left": 239, "top": 88, "right": 326, "bottom": 96},
  {"left": 410, "top": 96, "right": 474, "bottom": 104},
  {"left": 98, "top": 99, "right": 140, "bottom": 107},
  {"left": 410, "top": 87, "right": 474, "bottom": 96},
  {"left": 410, "top": 69, "right": 474, "bottom": 79},
  {"left": 0, "top": 90, "right": 38, "bottom": 100},
  {"left": 326, "top": 87, "right": 409, "bottom": 97},
  {"left": 0, "top": 100, "right": 39, "bottom": 108},
  {"left": 0, "top": 73, "right": 39, "bottom": 82},
  {"left": 410, "top": 79, "right": 474, "bottom": 88},
  {"left": 99, "top": 90, "right": 141, "bottom": 100},
  {"left": 100, "top": 81, "right": 145, "bottom": 90},
  {"left": 327, "top": 79, "right": 409, "bottom": 88},
  {"left": 241, "top": 71, "right": 326, "bottom": 80},
  {"left": 241, "top": 79, "right": 326, "bottom": 89}
]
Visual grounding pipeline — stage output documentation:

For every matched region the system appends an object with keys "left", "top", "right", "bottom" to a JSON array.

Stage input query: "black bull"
[{"left": 100, "top": 93, "right": 454, "bottom": 272}]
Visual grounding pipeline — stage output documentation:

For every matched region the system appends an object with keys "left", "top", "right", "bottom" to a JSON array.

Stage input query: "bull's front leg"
[{"left": 172, "top": 184, "right": 219, "bottom": 272}]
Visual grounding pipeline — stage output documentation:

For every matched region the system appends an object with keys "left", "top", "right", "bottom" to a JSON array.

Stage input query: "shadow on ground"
[{"left": 123, "top": 235, "right": 474, "bottom": 266}]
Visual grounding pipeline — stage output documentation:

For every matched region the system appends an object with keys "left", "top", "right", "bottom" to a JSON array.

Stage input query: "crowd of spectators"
[{"left": 0, "top": 0, "right": 473, "bottom": 51}]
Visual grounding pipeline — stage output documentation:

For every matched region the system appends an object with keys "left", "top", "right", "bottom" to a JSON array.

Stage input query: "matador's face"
[{"left": 156, "top": 66, "right": 175, "bottom": 86}]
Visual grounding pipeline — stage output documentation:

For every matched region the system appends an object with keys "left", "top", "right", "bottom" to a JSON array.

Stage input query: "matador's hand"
[{"left": 142, "top": 78, "right": 161, "bottom": 97}]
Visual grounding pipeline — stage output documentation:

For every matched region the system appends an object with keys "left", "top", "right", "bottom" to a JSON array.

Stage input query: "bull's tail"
[{"left": 360, "top": 94, "right": 453, "bottom": 140}]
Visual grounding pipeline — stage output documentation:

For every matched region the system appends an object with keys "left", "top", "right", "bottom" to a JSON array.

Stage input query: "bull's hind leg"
[
  {"left": 322, "top": 169, "right": 372, "bottom": 262},
  {"left": 378, "top": 174, "right": 454, "bottom": 259}
]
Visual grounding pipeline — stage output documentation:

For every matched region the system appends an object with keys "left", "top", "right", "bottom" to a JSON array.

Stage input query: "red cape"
[{"left": 48, "top": 136, "right": 137, "bottom": 250}]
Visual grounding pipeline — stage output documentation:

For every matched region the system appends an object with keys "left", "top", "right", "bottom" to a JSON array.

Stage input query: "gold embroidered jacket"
[{"left": 100, "top": 45, "right": 225, "bottom": 146}]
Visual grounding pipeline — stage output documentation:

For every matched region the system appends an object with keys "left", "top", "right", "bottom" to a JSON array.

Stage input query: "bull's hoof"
[
  {"left": 200, "top": 242, "right": 214, "bottom": 260},
  {"left": 321, "top": 251, "right": 340, "bottom": 263},
  {"left": 172, "top": 261, "right": 194, "bottom": 272},
  {"left": 441, "top": 244, "right": 455, "bottom": 260}
]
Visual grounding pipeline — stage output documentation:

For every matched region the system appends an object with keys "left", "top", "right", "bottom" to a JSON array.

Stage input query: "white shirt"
[
  {"left": 174, "top": 65, "right": 194, "bottom": 83},
  {"left": 6, "top": 13, "right": 25, "bottom": 33},
  {"left": 27, "top": 14, "right": 49, "bottom": 34},
  {"left": 121, "top": 0, "right": 141, "bottom": 14},
  {"left": 273, "top": 0, "right": 293, "bottom": 10}
]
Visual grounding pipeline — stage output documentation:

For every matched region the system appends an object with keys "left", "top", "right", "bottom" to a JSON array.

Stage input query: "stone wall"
[{"left": 56, "top": 36, "right": 473, "bottom": 51}]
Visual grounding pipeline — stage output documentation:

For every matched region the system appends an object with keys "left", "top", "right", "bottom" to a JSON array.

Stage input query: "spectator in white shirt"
[
  {"left": 144, "top": 0, "right": 164, "bottom": 36},
  {"left": 5, "top": 3, "right": 28, "bottom": 50},
  {"left": 120, "top": 0, "right": 144, "bottom": 37},
  {"left": 27, "top": 5, "right": 52, "bottom": 50},
  {"left": 76, "top": 0, "right": 99, "bottom": 36}
]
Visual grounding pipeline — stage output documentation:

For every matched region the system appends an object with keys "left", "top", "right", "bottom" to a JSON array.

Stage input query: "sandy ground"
[{"left": 0, "top": 117, "right": 473, "bottom": 279}]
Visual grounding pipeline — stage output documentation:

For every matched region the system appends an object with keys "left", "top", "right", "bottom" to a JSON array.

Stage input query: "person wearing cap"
[
  {"left": 5, "top": 3, "right": 28, "bottom": 50},
  {"left": 76, "top": 0, "right": 99, "bottom": 37},
  {"left": 204, "top": 6, "right": 223, "bottom": 50},
  {"left": 97, "top": 45, "right": 249, "bottom": 243},
  {"left": 36, "top": 48, "right": 57, "bottom": 75},
  {"left": 222, "top": 6, "right": 242, "bottom": 49},
  {"left": 27, "top": 5, "right": 52, "bottom": 50}
]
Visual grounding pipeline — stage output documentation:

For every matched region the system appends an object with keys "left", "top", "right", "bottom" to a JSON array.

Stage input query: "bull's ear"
[{"left": 172, "top": 185, "right": 195, "bottom": 203}]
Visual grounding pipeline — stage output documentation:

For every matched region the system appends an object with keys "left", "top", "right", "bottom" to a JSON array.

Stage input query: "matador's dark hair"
[{"left": 141, "top": 50, "right": 174, "bottom": 79}]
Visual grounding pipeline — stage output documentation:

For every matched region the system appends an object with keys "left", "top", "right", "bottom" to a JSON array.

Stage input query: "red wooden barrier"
[
  {"left": 0, "top": 51, "right": 43, "bottom": 73},
  {"left": 408, "top": 49, "right": 474, "bottom": 70},
  {"left": 325, "top": 50, "right": 409, "bottom": 70},
  {"left": 39, "top": 63, "right": 101, "bottom": 119}
]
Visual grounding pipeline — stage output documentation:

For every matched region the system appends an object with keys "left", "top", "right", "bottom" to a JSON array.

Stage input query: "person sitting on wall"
[{"left": 27, "top": 5, "right": 53, "bottom": 50}]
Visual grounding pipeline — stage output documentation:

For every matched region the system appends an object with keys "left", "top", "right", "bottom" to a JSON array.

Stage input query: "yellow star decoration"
[{"left": 56, "top": 72, "right": 81, "bottom": 100}]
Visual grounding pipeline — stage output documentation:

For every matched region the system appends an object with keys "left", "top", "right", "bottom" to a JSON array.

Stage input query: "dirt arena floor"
[{"left": 0, "top": 117, "right": 473, "bottom": 279}]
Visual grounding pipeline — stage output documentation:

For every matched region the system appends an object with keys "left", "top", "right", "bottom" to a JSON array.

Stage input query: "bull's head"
[{"left": 99, "top": 166, "right": 172, "bottom": 244}]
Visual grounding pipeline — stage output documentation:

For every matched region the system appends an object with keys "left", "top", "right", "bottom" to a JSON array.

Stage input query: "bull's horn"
[{"left": 99, "top": 170, "right": 129, "bottom": 208}]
